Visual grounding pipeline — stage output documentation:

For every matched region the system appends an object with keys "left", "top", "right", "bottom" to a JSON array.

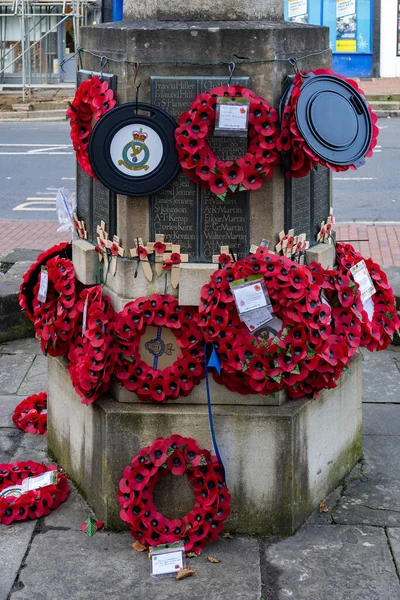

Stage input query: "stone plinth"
[{"left": 48, "top": 353, "right": 362, "bottom": 535}]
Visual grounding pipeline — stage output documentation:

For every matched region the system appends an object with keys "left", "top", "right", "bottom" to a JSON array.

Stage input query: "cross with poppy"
[
  {"left": 249, "top": 239, "right": 271, "bottom": 254},
  {"left": 96, "top": 221, "right": 108, "bottom": 263},
  {"left": 293, "top": 233, "right": 309, "bottom": 264},
  {"left": 163, "top": 244, "right": 189, "bottom": 289},
  {"left": 212, "top": 245, "right": 236, "bottom": 267},
  {"left": 106, "top": 235, "right": 125, "bottom": 276},
  {"left": 130, "top": 237, "right": 154, "bottom": 282},
  {"left": 73, "top": 213, "right": 87, "bottom": 240},
  {"left": 146, "top": 234, "right": 173, "bottom": 277}
]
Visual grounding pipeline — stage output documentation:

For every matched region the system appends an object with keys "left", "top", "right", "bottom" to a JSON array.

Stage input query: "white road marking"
[
  {"left": 26, "top": 197, "right": 56, "bottom": 201},
  {"left": 0, "top": 151, "right": 73, "bottom": 155},
  {"left": 0, "top": 143, "right": 71, "bottom": 147},
  {"left": 27, "top": 146, "right": 70, "bottom": 154},
  {"left": 62, "top": 177, "right": 75, "bottom": 180},
  {"left": 13, "top": 200, "right": 56, "bottom": 211},
  {"left": 333, "top": 177, "right": 376, "bottom": 181}
]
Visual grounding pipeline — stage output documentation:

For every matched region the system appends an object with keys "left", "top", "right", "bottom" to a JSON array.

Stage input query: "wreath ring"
[
  {"left": 174, "top": 85, "right": 280, "bottom": 200},
  {"left": 114, "top": 294, "right": 205, "bottom": 403},
  {"left": 0, "top": 461, "right": 69, "bottom": 525},
  {"left": 12, "top": 392, "right": 47, "bottom": 435},
  {"left": 118, "top": 434, "right": 231, "bottom": 554}
]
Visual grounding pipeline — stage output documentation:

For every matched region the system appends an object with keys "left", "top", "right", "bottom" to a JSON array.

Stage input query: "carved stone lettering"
[
  {"left": 285, "top": 175, "right": 311, "bottom": 239},
  {"left": 311, "top": 167, "right": 331, "bottom": 239}
]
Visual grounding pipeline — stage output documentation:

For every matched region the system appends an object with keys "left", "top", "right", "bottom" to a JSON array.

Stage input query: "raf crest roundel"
[{"left": 89, "top": 103, "right": 180, "bottom": 196}]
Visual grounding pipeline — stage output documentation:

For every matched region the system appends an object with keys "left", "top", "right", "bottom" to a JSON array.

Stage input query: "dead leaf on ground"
[
  {"left": 176, "top": 568, "right": 196, "bottom": 580},
  {"left": 132, "top": 540, "right": 147, "bottom": 552},
  {"left": 319, "top": 499, "right": 329, "bottom": 513},
  {"left": 222, "top": 532, "right": 234, "bottom": 539},
  {"left": 394, "top": 357, "right": 398, "bottom": 361},
  {"left": 186, "top": 552, "right": 197, "bottom": 558},
  {"left": 207, "top": 555, "right": 221, "bottom": 563}
]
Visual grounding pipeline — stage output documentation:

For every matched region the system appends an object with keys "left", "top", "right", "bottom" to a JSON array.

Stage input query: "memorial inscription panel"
[{"left": 150, "top": 76, "right": 250, "bottom": 261}]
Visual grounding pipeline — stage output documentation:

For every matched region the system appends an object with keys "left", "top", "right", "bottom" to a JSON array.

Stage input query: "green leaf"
[
  {"left": 83, "top": 517, "right": 97, "bottom": 537},
  {"left": 166, "top": 447, "right": 175, "bottom": 457},
  {"left": 239, "top": 184, "right": 248, "bottom": 192},
  {"left": 343, "top": 366, "right": 351, "bottom": 376},
  {"left": 229, "top": 184, "right": 238, "bottom": 193},
  {"left": 271, "top": 374, "right": 282, "bottom": 383},
  {"left": 216, "top": 192, "right": 227, "bottom": 201},
  {"left": 291, "top": 364, "right": 300, "bottom": 375}
]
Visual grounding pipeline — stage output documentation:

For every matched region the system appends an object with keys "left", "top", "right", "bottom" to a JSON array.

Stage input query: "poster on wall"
[
  {"left": 336, "top": 0, "right": 357, "bottom": 52},
  {"left": 288, "top": 0, "right": 308, "bottom": 23}
]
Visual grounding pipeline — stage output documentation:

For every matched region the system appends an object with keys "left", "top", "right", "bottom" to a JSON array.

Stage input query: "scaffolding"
[{"left": 0, "top": 0, "right": 100, "bottom": 100}]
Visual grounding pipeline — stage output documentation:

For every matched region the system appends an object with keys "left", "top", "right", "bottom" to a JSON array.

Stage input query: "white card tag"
[
  {"left": 241, "top": 306, "right": 273, "bottom": 333},
  {"left": 150, "top": 542, "right": 185, "bottom": 577},
  {"left": 0, "top": 484, "right": 23, "bottom": 499},
  {"left": 231, "top": 281, "right": 267, "bottom": 315},
  {"left": 218, "top": 103, "right": 248, "bottom": 129},
  {"left": 350, "top": 260, "right": 376, "bottom": 303},
  {"left": 37, "top": 267, "right": 48, "bottom": 303},
  {"left": 82, "top": 295, "right": 89, "bottom": 335},
  {"left": 21, "top": 470, "right": 57, "bottom": 493}
]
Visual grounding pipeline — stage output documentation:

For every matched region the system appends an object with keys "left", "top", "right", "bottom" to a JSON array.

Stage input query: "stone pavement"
[
  {"left": 0, "top": 222, "right": 69, "bottom": 256},
  {"left": 355, "top": 77, "right": 400, "bottom": 99},
  {"left": 1, "top": 338, "right": 400, "bottom": 599}
]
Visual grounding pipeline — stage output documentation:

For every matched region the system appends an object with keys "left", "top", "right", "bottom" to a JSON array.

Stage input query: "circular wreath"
[
  {"left": 279, "top": 69, "right": 379, "bottom": 178},
  {"left": 174, "top": 85, "right": 280, "bottom": 199},
  {"left": 32, "top": 256, "right": 78, "bottom": 357},
  {"left": 197, "top": 247, "right": 356, "bottom": 399},
  {"left": 12, "top": 392, "right": 47, "bottom": 435},
  {"left": 67, "top": 76, "right": 117, "bottom": 177},
  {"left": 114, "top": 294, "right": 204, "bottom": 403},
  {"left": 68, "top": 285, "right": 117, "bottom": 405},
  {"left": 19, "top": 242, "right": 72, "bottom": 324},
  {"left": 0, "top": 461, "right": 69, "bottom": 525},
  {"left": 118, "top": 434, "right": 230, "bottom": 554}
]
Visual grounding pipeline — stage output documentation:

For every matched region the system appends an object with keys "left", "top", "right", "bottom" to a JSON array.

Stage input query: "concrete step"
[
  {"left": 369, "top": 101, "right": 400, "bottom": 110},
  {"left": 0, "top": 108, "right": 66, "bottom": 121}
]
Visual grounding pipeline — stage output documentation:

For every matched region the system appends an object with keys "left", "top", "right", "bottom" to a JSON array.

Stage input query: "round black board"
[
  {"left": 295, "top": 73, "right": 372, "bottom": 168},
  {"left": 88, "top": 103, "right": 180, "bottom": 196}
]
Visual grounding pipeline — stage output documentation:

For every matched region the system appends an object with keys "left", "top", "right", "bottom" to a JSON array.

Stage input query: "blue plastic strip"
[
  {"left": 204, "top": 344, "right": 226, "bottom": 483},
  {"left": 112, "top": 0, "right": 123, "bottom": 22}
]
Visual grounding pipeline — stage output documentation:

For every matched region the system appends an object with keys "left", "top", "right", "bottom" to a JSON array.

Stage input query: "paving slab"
[
  {"left": 0, "top": 429, "right": 23, "bottom": 462},
  {"left": 363, "top": 403, "right": 400, "bottom": 436},
  {"left": 43, "top": 482, "right": 97, "bottom": 531},
  {"left": 264, "top": 525, "right": 400, "bottom": 600},
  {"left": 17, "top": 355, "right": 48, "bottom": 396},
  {"left": 0, "top": 521, "right": 36, "bottom": 600},
  {"left": 0, "top": 394, "right": 22, "bottom": 427},
  {"left": 1, "top": 338, "right": 41, "bottom": 356},
  {"left": 360, "top": 349, "right": 400, "bottom": 403},
  {"left": 388, "top": 529, "right": 400, "bottom": 574},
  {"left": 0, "top": 354, "right": 35, "bottom": 394},
  {"left": 12, "top": 532, "right": 261, "bottom": 600},
  {"left": 362, "top": 434, "right": 400, "bottom": 480}
]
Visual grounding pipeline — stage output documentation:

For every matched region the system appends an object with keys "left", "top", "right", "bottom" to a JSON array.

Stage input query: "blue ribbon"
[{"left": 204, "top": 343, "right": 226, "bottom": 483}]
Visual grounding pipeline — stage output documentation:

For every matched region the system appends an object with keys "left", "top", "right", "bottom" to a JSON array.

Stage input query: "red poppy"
[{"left": 153, "top": 241, "right": 166, "bottom": 254}]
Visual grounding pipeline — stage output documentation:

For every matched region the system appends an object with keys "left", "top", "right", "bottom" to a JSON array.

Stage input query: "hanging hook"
[
  {"left": 228, "top": 61, "right": 236, "bottom": 86},
  {"left": 133, "top": 62, "right": 141, "bottom": 114},
  {"left": 99, "top": 56, "right": 107, "bottom": 80},
  {"left": 77, "top": 47, "right": 83, "bottom": 71},
  {"left": 288, "top": 56, "right": 300, "bottom": 74}
]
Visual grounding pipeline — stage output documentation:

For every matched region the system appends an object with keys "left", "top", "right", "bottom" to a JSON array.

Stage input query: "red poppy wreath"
[
  {"left": 280, "top": 69, "right": 379, "bottom": 178},
  {"left": 12, "top": 392, "right": 47, "bottom": 435},
  {"left": 67, "top": 76, "right": 116, "bottom": 177},
  {"left": 197, "top": 247, "right": 353, "bottom": 399},
  {"left": 118, "top": 434, "right": 230, "bottom": 554},
  {"left": 68, "top": 285, "right": 117, "bottom": 405},
  {"left": 0, "top": 461, "right": 69, "bottom": 525},
  {"left": 19, "top": 242, "right": 72, "bottom": 324},
  {"left": 32, "top": 256, "right": 79, "bottom": 357},
  {"left": 114, "top": 294, "right": 204, "bottom": 403},
  {"left": 174, "top": 85, "right": 280, "bottom": 199}
]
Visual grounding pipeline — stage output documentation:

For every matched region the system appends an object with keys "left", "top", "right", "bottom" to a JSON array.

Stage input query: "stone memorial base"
[{"left": 47, "top": 353, "right": 362, "bottom": 535}]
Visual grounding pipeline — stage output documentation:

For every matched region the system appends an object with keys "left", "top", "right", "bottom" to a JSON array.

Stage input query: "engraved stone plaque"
[
  {"left": 311, "top": 166, "right": 331, "bottom": 240},
  {"left": 150, "top": 76, "right": 250, "bottom": 261}
]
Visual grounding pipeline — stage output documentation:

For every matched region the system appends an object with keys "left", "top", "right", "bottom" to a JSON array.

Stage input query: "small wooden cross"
[
  {"left": 73, "top": 213, "right": 87, "bottom": 240},
  {"left": 249, "top": 239, "right": 271, "bottom": 254},
  {"left": 146, "top": 234, "right": 173, "bottom": 277},
  {"left": 130, "top": 237, "right": 154, "bottom": 281},
  {"left": 212, "top": 245, "right": 237, "bottom": 265},
  {"left": 106, "top": 235, "right": 125, "bottom": 276},
  {"left": 167, "top": 244, "right": 189, "bottom": 289},
  {"left": 276, "top": 229, "right": 295, "bottom": 257},
  {"left": 96, "top": 221, "right": 108, "bottom": 263}
]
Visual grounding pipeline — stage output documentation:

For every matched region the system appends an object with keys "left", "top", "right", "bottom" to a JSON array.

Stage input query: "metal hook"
[
  {"left": 99, "top": 56, "right": 107, "bottom": 80},
  {"left": 228, "top": 61, "right": 236, "bottom": 86},
  {"left": 288, "top": 56, "right": 300, "bottom": 74},
  {"left": 77, "top": 47, "right": 83, "bottom": 70},
  {"left": 133, "top": 61, "right": 140, "bottom": 87}
]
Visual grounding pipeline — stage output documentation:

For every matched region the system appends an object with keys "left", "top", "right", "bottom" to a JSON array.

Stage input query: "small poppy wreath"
[
  {"left": 118, "top": 434, "right": 231, "bottom": 554},
  {"left": 174, "top": 85, "right": 280, "bottom": 199},
  {"left": 19, "top": 242, "right": 72, "bottom": 324},
  {"left": 68, "top": 286, "right": 117, "bottom": 405},
  {"left": 32, "top": 256, "right": 79, "bottom": 357},
  {"left": 0, "top": 461, "right": 69, "bottom": 525},
  {"left": 114, "top": 294, "right": 204, "bottom": 403},
  {"left": 197, "top": 248, "right": 335, "bottom": 399},
  {"left": 280, "top": 69, "right": 379, "bottom": 178},
  {"left": 12, "top": 392, "right": 47, "bottom": 435},
  {"left": 67, "top": 76, "right": 117, "bottom": 177}
]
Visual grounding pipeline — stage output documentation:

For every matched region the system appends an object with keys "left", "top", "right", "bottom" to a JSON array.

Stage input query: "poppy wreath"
[
  {"left": 280, "top": 69, "right": 379, "bottom": 178},
  {"left": 68, "top": 285, "right": 117, "bottom": 405},
  {"left": 12, "top": 392, "right": 47, "bottom": 435},
  {"left": 197, "top": 247, "right": 341, "bottom": 399},
  {"left": 19, "top": 242, "right": 72, "bottom": 324},
  {"left": 0, "top": 461, "right": 69, "bottom": 525},
  {"left": 118, "top": 434, "right": 230, "bottom": 554},
  {"left": 67, "top": 76, "right": 117, "bottom": 177},
  {"left": 32, "top": 256, "right": 79, "bottom": 357},
  {"left": 174, "top": 85, "right": 280, "bottom": 200},
  {"left": 114, "top": 294, "right": 204, "bottom": 403},
  {"left": 332, "top": 242, "right": 400, "bottom": 351}
]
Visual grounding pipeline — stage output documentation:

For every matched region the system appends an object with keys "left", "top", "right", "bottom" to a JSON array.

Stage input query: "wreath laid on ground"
[
  {"left": 0, "top": 461, "right": 69, "bottom": 525},
  {"left": 118, "top": 434, "right": 230, "bottom": 554},
  {"left": 279, "top": 69, "right": 379, "bottom": 178},
  {"left": 68, "top": 285, "right": 117, "bottom": 405},
  {"left": 32, "top": 256, "right": 79, "bottom": 357},
  {"left": 114, "top": 294, "right": 204, "bottom": 403},
  {"left": 175, "top": 85, "right": 280, "bottom": 199},
  {"left": 67, "top": 76, "right": 117, "bottom": 177},
  {"left": 12, "top": 392, "right": 47, "bottom": 435},
  {"left": 19, "top": 242, "right": 72, "bottom": 324}
]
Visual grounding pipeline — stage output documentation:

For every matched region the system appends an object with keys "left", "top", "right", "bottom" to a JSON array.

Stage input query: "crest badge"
[{"left": 118, "top": 128, "right": 150, "bottom": 171}]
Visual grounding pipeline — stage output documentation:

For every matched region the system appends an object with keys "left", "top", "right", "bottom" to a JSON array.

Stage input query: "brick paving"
[
  {"left": 0, "top": 221, "right": 70, "bottom": 256},
  {"left": 355, "top": 77, "right": 400, "bottom": 97}
]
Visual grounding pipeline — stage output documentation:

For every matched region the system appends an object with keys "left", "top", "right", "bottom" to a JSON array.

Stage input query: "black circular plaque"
[
  {"left": 88, "top": 103, "right": 180, "bottom": 196},
  {"left": 295, "top": 73, "right": 373, "bottom": 168}
]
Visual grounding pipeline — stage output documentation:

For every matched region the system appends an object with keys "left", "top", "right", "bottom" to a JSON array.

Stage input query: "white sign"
[
  {"left": 217, "top": 103, "right": 249, "bottom": 130},
  {"left": 232, "top": 281, "right": 267, "bottom": 314},
  {"left": 241, "top": 306, "right": 273, "bottom": 332},
  {"left": 37, "top": 268, "right": 48, "bottom": 303},
  {"left": 21, "top": 471, "right": 57, "bottom": 493},
  {"left": 110, "top": 124, "right": 163, "bottom": 177},
  {"left": 288, "top": 0, "right": 308, "bottom": 19},
  {"left": 336, "top": 0, "right": 356, "bottom": 19},
  {"left": 151, "top": 550, "right": 184, "bottom": 576}
]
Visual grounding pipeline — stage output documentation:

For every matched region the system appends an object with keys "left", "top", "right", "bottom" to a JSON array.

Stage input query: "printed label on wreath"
[
  {"left": 241, "top": 306, "right": 273, "bottom": 333},
  {"left": 215, "top": 97, "right": 250, "bottom": 135},
  {"left": 0, "top": 484, "right": 23, "bottom": 499},
  {"left": 150, "top": 542, "right": 185, "bottom": 577},
  {"left": 350, "top": 260, "right": 376, "bottom": 303},
  {"left": 231, "top": 276, "right": 270, "bottom": 315},
  {"left": 21, "top": 470, "right": 57, "bottom": 493},
  {"left": 37, "top": 267, "right": 48, "bottom": 303}
]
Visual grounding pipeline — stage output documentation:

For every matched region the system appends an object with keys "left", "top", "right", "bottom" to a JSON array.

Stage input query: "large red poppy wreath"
[
  {"left": 0, "top": 461, "right": 69, "bottom": 525},
  {"left": 280, "top": 69, "right": 379, "bottom": 178},
  {"left": 13, "top": 392, "right": 47, "bottom": 435},
  {"left": 114, "top": 295, "right": 204, "bottom": 403},
  {"left": 118, "top": 434, "right": 230, "bottom": 554},
  {"left": 175, "top": 85, "right": 280, "bottom": 199},
  {"left": 67, "top": 76, "right": 116, "bottom": 177}
]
